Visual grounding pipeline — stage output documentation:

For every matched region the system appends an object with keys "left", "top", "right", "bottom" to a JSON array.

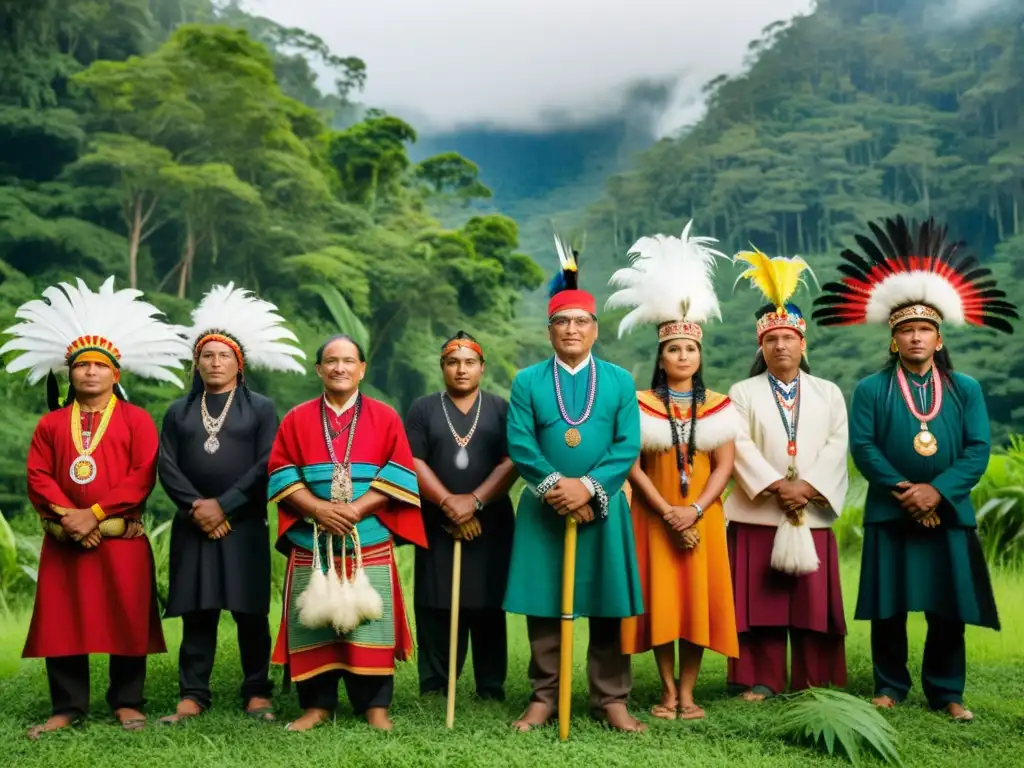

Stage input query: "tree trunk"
[
  {"left": 797, "top": 210, "right": 806, "bottom": 254},
  {"left": 369, "top": 165, "right": 379, "bottom": 213},
  {"left": 992, "top": 191, "right": 1005, "bottom": 241},
  {"left": 922, "top": 164, "right": 930, "bottom": 215},
  {"left": 1014, "top": 192, "right": 1020, "bottom": 237},
  {"left": 128, "top": 196, "right": 142, "bottom": 289},
  {"left": 177, "top": 226, "right": 195, "bottom": 300}
]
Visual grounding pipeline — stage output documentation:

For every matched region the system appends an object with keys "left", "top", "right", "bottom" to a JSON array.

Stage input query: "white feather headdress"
[
  {"left": 1, "top": 276, "right": 191, "bottom": 387},
  {"left": 187, "top": 283, "right": 305, "bottom": 373},
  {"left": 606, "top": 220, "right": 727, "bottom": 342}
]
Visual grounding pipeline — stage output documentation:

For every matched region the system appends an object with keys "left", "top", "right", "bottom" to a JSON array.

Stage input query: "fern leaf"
[{"left": 778, "top": 688, "right": 902, "bottom": 766}]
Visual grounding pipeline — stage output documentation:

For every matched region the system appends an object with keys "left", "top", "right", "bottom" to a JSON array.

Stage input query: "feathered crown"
[
  {"left": 1, "top": 276, "right": 192, "bottom": 405},
  {"left": 606, "top": 220, "right": 727, "bottom": 344},
  {"left": 547, "top": 231, "right": 596, "bottom": 318},
  {"left": 733, "top": 247, "right": 814, "bottom": 340},
  {"left": 188, "top": 283, "right": 306, "bottom": 373},
  {"left": 812, "top": 216, "right": 1018, "bottom": 334}
]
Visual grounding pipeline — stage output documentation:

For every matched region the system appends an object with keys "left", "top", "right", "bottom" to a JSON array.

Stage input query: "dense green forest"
[
  {"left": 1, "top": 0, "right": 1022, "bottom": 536},
  {"left": 0, "top": 0, "right": 553, "bottom": 516},
  {"left": 581, "top": 0, "right": 1024, "bottom": 442}
]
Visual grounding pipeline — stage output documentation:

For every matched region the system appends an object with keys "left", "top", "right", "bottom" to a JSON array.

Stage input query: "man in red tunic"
[
  {"left": 1, "top": 277, "right": 192, "bottom": 739},
  {"left": 267, "top": 334, "right": 427, "bottom": 732}
]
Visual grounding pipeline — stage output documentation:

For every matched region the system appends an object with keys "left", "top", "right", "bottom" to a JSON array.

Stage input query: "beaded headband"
[
  {"left": 657, "top": 320, "right": 703, "bottom": 344},
  {"left": 888, "top": 304, "right": 942, "bottom": 330}
]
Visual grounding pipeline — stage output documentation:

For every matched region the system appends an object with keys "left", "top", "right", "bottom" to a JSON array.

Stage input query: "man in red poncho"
[
  {"left": 1, "top": 276, "right": 192, "bottom": 739},
  {"left": 268, "top": 334, "right": 427, "bottom": 732}
]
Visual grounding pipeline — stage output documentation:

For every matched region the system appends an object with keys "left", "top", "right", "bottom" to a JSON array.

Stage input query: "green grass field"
[{"left": 1, "top": 558, "right": 1021, "bottom": 768}]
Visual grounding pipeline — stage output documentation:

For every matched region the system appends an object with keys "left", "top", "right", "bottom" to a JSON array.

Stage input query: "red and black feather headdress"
[{"left": 812, "top": 216, "right": 1018, "bottom": 334}]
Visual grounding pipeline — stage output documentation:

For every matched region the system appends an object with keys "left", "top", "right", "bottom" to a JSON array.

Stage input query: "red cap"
[{"left": 548, "top": 290, "right": 596, "bottom": 318}]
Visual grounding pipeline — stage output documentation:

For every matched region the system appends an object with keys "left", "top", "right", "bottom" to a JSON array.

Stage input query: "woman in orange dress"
[{"left": 607, "top": 223, "right": 739, "bottom": 720}]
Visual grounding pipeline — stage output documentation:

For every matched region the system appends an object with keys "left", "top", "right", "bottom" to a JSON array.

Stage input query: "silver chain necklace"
[
  {"left": 440, "top": 391, "right": 482, "bottom": 470},
  {"left": 553, "top": 356, "right": 597, "bottom": 448},
  {"left": 201, "top": 388, "right": 237, "bottom": 454}
]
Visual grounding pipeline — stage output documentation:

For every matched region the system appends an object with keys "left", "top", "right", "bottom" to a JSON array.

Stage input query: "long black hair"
[
  {"left": 650, "top": 340, "right": 706, "bottom": 495},
  {"left": 183, "top": 368, "right": 251, "bottom": 412},
  {"left": 883, "top": 342, "right": 960, "bottom": 401},
  {"left": 47, "top": 370, "right": 128, "bottom": 411},
  {"left": 316, "top": 334, "right": 367, "bottom": 364},
  {"left": 749, "top": 348, "right": 812, "bottom": 378}
]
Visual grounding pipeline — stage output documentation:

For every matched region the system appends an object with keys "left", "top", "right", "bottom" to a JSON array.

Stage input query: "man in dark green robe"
[
  {"left": 504, "top": 237, "right": 644, "bottom": 733},
  {"left": 813, "top": 215, "right": 1018, "bottom": 723}
]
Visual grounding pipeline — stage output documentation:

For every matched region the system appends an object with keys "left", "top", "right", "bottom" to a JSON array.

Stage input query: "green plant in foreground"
[{"left": 777, "top": 688, "right": 902, "bottom": 766}]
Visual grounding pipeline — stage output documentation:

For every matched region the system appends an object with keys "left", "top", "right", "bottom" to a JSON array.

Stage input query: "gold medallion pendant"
[
  {"left": 564, "top": 427, "right": 582, "bottom": 448},
  {"left": 69, "top": 454, "right": 98, "bottom": 485},
  {"left": 913, "top": 427, "right": 938, "bottom": 456}
]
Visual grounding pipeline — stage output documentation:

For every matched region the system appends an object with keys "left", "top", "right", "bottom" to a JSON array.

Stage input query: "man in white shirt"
[{"left": 726, "top": 252, "right": 850, "bottom": 701}]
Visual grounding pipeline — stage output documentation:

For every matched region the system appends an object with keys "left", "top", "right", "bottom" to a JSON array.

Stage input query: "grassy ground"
[{"left": 0, "top": 557, "right": 1021, "bottom": 768}]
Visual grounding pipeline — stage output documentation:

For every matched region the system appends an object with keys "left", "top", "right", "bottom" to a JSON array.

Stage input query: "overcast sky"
[{"left": 246, "top": 0, "right": 816, "bottom": 134}]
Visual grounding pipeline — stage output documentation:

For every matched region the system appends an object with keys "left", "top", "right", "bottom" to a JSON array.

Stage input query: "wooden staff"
[
  {"left": 445, "top": 538, "right": 463, "bottom": 728},
  {"left": 558, "top": 516, "right": 578, "bottom": 742}
]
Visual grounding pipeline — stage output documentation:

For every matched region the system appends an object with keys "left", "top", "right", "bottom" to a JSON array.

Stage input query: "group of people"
[{"left": 1, "top": 214, "right": 1012, "bottom": 741}]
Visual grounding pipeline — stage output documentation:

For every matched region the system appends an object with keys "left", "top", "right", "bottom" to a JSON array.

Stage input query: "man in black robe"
[
  {"left": 156, "top": 285, "right": 306, "bottom": 723},
  {"left": 405, "top": 331, "right": 519, "bottom": 701}
]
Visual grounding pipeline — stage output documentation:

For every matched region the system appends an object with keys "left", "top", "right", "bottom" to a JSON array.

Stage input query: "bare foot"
[
  {"left": 245, "top": 697, "right": 275, "bottom": 721},
  {"left": 947, "top": 703, "right": 974, "bottom": 722},
  {"left": 740, "top": 690, "right": 766, "bottom": 702},
  {"left": 159, "top": 699, "right": 203, "bottom": 725},
  {"left": 872, "top": 695, "right": 897, "bottom": 709},
  {"left": 600, "top": 702, "right": 647, "bottom": 733},
  {"left": 26, "top": 714, "right": 75, "bottom": 740},
  {"left": 512, "top": 701, "right": 552, "bottom": 732},
  {"left": 284, "top": 708, "right": 331, "bottom": 732},
  {"left": 365, "top": 707, "right": 393, "bottom": 731},
  {"left": 114, "top": 708, "right": 146, "bottom": 731}
]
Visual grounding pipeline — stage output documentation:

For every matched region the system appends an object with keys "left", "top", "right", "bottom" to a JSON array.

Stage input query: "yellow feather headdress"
[{"left": 733, "top": 246, "right": 817, "bottom": 340}]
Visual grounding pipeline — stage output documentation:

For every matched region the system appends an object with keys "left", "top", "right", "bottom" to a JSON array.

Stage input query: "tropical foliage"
[
  {"left": 581, "top": 0, "right": 1024, "bottom": 443},
  {"left": 0, "top": 0, "right": 544, "bottom": 521},
  {"left": 777, "top": 687, "right": 902, "bottom": 765}
]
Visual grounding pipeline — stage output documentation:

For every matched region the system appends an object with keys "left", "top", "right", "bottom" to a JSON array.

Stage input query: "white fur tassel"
[
  {"left": 327, "top": 534, "right": 361, "bottom": 634},
  {"left": 297, "top": 523, "right": 334, "bottom": 629},
  {"left": 349, "top": 528, "right": 384, "bottom": 623},
  {"left": 770, "top": 516, "right": 820, "bottom": 576}
]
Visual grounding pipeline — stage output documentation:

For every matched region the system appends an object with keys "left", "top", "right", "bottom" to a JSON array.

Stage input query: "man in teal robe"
[
  {"left": 813, "top": 215, "right": 1018, "bottom": 723},
  {"left": 504, "top": 237, "right": 644, "bottom": 733}
]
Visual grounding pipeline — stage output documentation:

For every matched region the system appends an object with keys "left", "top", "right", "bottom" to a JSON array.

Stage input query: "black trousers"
[
  {"left": 871, "top": 613, "right": 967, "bottom": 709},
  {"left": 294, "top": 670, "right": 393, "bottom": 715},
  {"left": 415, "top": 604, "right": 507, "bottom": 700},
  {"left": 46, "top": 655, "right": 147, "bottom": 718},
  {"left": 179, "top": 610, "right": 273, "bottom": 710}
]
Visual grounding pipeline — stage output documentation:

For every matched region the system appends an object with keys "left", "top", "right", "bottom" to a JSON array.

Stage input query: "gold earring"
[
  {"left": 890, "top": 339, "right": 898, "bottom": 354},
  {"left": 936, "top": 343, "right": 943, "bottom": 351}
]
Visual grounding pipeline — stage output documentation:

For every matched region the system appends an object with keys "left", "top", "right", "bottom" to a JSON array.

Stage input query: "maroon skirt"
[{"left": 728, "top": 522, "right": 846, "bottom": 636}]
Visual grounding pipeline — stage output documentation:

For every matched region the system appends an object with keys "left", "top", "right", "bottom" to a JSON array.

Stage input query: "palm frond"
[
  {"left": 776, "top": 688, "right": 903, "bottom": 766},
  {"left": 302, "top": 284, "right": 371, "bottom": 355}
]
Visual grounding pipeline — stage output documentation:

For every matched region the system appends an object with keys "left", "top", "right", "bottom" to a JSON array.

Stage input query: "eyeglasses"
[{"left": 549, "top": 316, "right": 595, "bottom": 330}]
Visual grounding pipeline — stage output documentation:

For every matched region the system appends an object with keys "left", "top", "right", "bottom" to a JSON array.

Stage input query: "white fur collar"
[{"left": 640, "top": 400, "right": 739, "bottom": 454}]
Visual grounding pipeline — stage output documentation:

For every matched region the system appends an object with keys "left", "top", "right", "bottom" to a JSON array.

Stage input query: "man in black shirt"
[
  {"left": 157, "top": 284, "right": 305, "bottom": 723},
  {"left": 405, "top": 331, "right": 519, "bottom": 701}
]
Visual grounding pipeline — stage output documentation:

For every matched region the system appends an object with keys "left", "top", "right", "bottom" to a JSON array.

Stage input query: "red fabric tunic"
[
  {"left": 267, "top": 395, "right": 426, "bottom": 677},
  {"left": 269, "top": 395, "right": 426, "bottom": 550},
  {"left": 23, "top": 400, "right": 166, "bottom": 658}
]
